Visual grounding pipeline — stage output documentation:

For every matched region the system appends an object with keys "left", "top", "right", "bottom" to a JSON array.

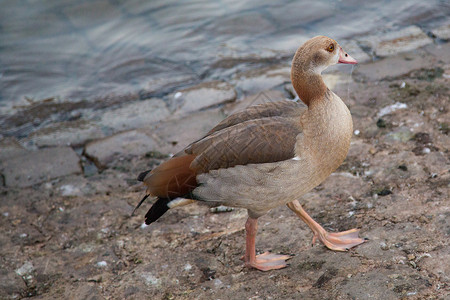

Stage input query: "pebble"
[
  {"left": 96, "top": 261, "right": 107, "bottom": 267},
  {"left": 380, "top": 242, "right": 389, "bottom": 251},
  {"left": 184, "top": 263, "right": 192, "bottom": 271}
]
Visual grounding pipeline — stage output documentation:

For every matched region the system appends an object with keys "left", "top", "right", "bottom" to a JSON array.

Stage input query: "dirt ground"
[{"left": 1, "top": 42, "right": 449, "bottom": 299}]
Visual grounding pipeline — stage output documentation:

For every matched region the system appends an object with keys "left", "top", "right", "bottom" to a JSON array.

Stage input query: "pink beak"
[{"left": 338, "top": 47, "right": 357, "bottom": 64}]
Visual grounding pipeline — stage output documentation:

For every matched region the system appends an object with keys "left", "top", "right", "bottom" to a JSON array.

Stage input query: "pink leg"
[
  {"left": 287, "top": 200, "right": 366, "bottom": 251},
  {"left": 244, "top": 217, "right": 292, "bottom": 271}
]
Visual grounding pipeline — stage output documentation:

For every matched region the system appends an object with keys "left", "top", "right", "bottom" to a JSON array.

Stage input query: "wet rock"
[
  {"left": 233, "top": 65, "right": 290, "bottom": 95},
  {"left": 424, "top": 42, "right": 450, "bottom": 64},
  {"left": 360, "top": 26, "right": 432, "bottom": 57},
  {"left": 0, "top": 147, "right": 82, "bottom": 187},
  {"left": 431, "top": 22, "right": 450, "bottom": 40},
  {"left": 148, "top": 108, "right": 226, "bottom": 154},
  {"left": 224, "top": 90, "right": 287, "bottom": 115},
  {"left": 98, "top": 98, "right": 170, "bottom": 132},
  {"left": 25, "top": 120, "right": 105, "bottom": 147},
  {"left": 0, "top": 137, "right": 27, "bottom": 161},
  {"left": 355, "top": 49, "right": 433, "bottom": 81},
  {"left": 169, "top": 81, "right": 236, "bottom": 115},
  {"left": 84, "top": 130, "right": 165, "bottom": 168}
]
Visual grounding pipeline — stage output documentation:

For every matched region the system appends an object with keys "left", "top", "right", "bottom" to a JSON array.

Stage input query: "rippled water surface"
[{"left": 0, "top": 0, "right": 448, "bottom": 113}]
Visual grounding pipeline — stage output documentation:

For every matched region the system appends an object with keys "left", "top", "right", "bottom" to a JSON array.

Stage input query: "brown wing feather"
[
  {"left": 185, "top": 116, "right": 302, "bottom": 173},
  {"left": 142, "top": 100, "right": 305, "bottom": 198},
  {"left": 207, "top": 101, "right": 305, "bottom": 135}
]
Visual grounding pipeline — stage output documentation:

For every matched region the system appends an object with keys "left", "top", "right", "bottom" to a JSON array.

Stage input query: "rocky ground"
[{"left": 0, "top": 27, "right": 449, "bottom": 299}]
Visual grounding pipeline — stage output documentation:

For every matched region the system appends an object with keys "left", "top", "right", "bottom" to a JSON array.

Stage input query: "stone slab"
[
  {"left": 168, "top": 81, "right": 236, "bottom": 115},
  {"left": 0, "top": 137, "right": 28, "bottom": 161},
  {"left": 99, "top": 98, "right": 170, "bottom": 132},
  {"left": 431, "top": 22, "right": 450, "bottom": 40},
  {"left": 232, "top": 65, "right": 291, "bottom": 95},
  {"left": 84, "top": 130, "right": 165, "bottom": 168},
  {"left": 25, "top": 120, "right": 105, "bottom": 147},
  {"left": 149, "top": 108, "right": 226, "bottom": 155},
  {"left": 354, "top": 49, "right": 434, "bottom": 82},
  {"left": 0, "top": 147, "right": 82, "bottom": 187},
  {"left": 359, "top": 26, "right": 433, "bottom": 57}
]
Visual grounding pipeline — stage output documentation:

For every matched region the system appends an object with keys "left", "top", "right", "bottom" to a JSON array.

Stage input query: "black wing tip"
[
  {"left": 131, "top": 194, "right": 150, "bottom": 216},
  {"left": 145, "top": 198, "right": 171, "bottom": 225},
  {"left": 137, "top": 170, "right": 151, "bottom": 182}
]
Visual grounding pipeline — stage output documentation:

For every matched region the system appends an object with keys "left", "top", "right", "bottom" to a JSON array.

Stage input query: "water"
[{"left": 0, "top": 0, "right": 448, "bottom": 114}]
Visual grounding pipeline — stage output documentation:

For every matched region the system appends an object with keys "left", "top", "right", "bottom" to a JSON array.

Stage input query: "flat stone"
[
  {"left": 0, "top": 137, "right": 27, "bottom": 161},
  {"left": 84, "top": 130, "right": 165, "bottom": 168},
  {"left": 431, "top": 22, "right": 450, "bottom": 40},
  {"left": 224, "top": 90, "right": 287, "bottom": 115},
  {"left": 355, "top": 49, "right": 434, "bottom": 82},
  {"left": 147, "top": 108, "right": 226, "bottom": 154},
  {"left": 233, "top": 65, "right": 291, "bottom": 95},
  {"left": 25, "top": 120, "right": 105, "bottom": 147},
  {"left": 168, "top": 81, "right": 236, "bottom": 115},
  {"left": 98, "top": 98, "right": 170, "bottom": 132},
  {"left": 359, "top": 26, "right": 433, "bottom": 57},
  {"left": 0, "top": 147, "right": 82, "bottom": 187},
  {"left": 424, "top": 42, "right": 450, "bottom": 64}
]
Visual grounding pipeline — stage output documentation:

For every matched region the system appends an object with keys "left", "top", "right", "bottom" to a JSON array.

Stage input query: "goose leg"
[
  {"left": 244, "top": 217, "right": 292, "bottom": 271},
  {"left": 287, "top": 200, "right": 366, "bottom": 251}
]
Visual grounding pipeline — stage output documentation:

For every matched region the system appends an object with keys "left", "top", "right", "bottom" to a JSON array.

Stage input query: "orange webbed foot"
[
  {"left": 312, "top": 228, "right": 366, "bottom": 251},
  {"left": 245, "top": 252, "right": 292, "bottom": 272}
]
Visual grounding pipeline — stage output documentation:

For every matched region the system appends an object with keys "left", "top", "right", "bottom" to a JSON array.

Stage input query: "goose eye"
[{"left": 327, "top": 44, "right": 334, "bottom": 52}]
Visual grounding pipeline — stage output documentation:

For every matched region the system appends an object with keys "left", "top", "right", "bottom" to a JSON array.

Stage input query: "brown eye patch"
[{"left": 327, "top": 44, "right": 334, "bottom": 52}]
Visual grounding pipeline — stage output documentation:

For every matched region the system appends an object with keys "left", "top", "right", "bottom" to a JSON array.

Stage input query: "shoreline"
[{"left": 0, "top": 31, "right": 449, "bottom": 299}]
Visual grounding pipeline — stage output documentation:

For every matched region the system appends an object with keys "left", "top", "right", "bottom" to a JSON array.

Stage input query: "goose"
[{"left": 135, "top": 36, "right": 365, "bottom": 271}]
